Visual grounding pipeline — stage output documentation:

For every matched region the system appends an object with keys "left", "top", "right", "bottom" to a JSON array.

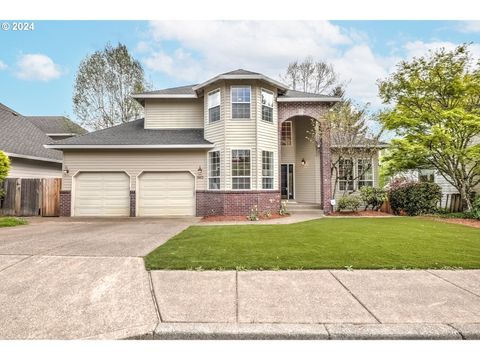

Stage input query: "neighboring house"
[
  {"left": 0, "top": 102, "right": 86, "bottom": 178},
  {"left": 47, "top": 69, "right": 383, "bottom": 217},
  {"left": 27, "top": 115, "right": 87, "bottom": 141}
]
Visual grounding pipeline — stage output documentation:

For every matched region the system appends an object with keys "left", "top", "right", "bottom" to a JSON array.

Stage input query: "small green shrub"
[
  {"left": 337, "top": 195, "right": 362, "bottom": 212},
  {"left": 279, "top": 201, "right": 289, "bottom": 216},
  {"left": 246, "top": 205, "right": 259, "bottom": 221},
  {"left": 360, "top": 186, "right": 387, "bottom": 211},
  {"left": 388, "top": 180, "right": 442, "bottom": 216},
  {"left": 468, "top": 195, "right": 480, "bottom": 219},
  {"left": 0, "top": 150, "right": 11, "bottom": 200}
]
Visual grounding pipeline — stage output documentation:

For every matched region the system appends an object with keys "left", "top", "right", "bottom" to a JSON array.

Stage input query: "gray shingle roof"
[
  {"left": 0, "top": 103, "right": 62, "bottom": 161},
  {"left": 27, "top": 116, "right": 87, "bottom": 135},
  {"left": 49, "top": 118, "right": 212, "bottom": 147},
  {"left": 279, "top": 89, "right": 340, "bottom": 100},
  {"left": 221, "top": 69, "right": 261, "bottom": 76},
  {"left": 140, "top": 84, "right": 197, "bottom": 96}
]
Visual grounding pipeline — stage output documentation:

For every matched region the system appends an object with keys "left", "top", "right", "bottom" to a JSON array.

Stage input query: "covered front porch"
[{"left": 278, "top": 100, "right": 333, "bottom": 212}]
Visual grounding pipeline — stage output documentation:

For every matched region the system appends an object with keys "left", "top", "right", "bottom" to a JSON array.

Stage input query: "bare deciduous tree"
[{"left": 281, "top": 56, "right": 346, "bottom": 95}]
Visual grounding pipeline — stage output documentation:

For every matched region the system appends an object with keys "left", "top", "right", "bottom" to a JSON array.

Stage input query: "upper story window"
[
  {"left": 338, "top": 159, "right": 354, "bottom": 191},
  {"left": 231, "top": 149, "right": 251, "bottom": 189},
  {"left": 261, "top": 89, "right": 274, "bottom": 122},
  {"left": 231, "top": 86, "right": 251, "bottom": 119},
  {"left": 281, "top": 121, "right": 292, "bottom": 146},
  {"left": 262, "top": 151, "right": 274, "bottom": 189},
  {"left": 357, "top": 159, "right": 373, "bottom": 188},
  {"left": 208, "top": 151, "right": 221, "bottom": 189},
  {"left": 419, "top": 170, "right": 435, "bottom": 183},
  {"left": 208, "top": 89, "right": 221, "bottom": 123}
]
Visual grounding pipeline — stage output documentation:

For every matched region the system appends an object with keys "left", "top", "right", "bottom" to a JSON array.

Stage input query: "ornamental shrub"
[
  {"left": 337, "top": 195, "right": 362, "bottom": 212},
  {"left": 359, "top": 186, "right": 387, "bottom": 211},
  {"left": 388, "top": 180, "right": 441, "bottom": 216},
  {"left": 0, "top": 150, "right": 11, "bottom": 200}
]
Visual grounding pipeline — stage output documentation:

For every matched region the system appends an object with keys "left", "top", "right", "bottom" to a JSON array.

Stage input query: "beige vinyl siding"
[
  {"left": 62, "top": 149, "right": 207, "bottom": 191},
  {"left": 144, "top": 98, "right": 204, "bottom": 129},
  {"left": 8, "top": 157, "right": 62, "bottom": 178}
]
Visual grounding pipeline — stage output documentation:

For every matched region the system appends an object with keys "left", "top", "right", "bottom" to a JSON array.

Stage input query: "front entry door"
[{"left": 281, "top": 164, "right": 294, "bottom": 200}]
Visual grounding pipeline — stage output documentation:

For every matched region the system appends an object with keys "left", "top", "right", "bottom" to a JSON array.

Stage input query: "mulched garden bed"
[
  {"left": 329, "top": 210, "right": 393, "bottom": 217},
  {"left": 202, "top": 213, "right": 289, "bottom": 222}
]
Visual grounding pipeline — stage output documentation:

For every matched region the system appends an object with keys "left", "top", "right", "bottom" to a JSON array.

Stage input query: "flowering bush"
[{"left": 388, "top": 180, "right": 441, "bottom": 216}]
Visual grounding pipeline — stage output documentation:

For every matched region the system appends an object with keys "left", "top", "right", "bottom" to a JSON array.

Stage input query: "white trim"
[
  {"left": 207, "top": 149, "right": 221, "bottom": 190},
  {"left": 4, "top": 152, "right": 63, "bottom": 164},
  {"left": 260, "top": 88, "right": 274, "bottom": 123},
  {"left": 280, "top": 121, "right": 293, "bottom": 146},
  {"left": 230, "top": 85, "right": 252, "bottom": 120},
  {"left": 44, "top": 144, "right": 214, "bottom": 149},
  {"left": 231, "top": 148, "right": 252, "bottom": 190},
  {"left": 193, "top": 74, "right": 287, "bottom": 92},
  {"left": 277, "top": 97, "right": 342, "bottom": 103},
  {"left": 207, "top": 88, "right": 222, "bottom": 124},
  {"left": 132, "top": 94, "right": 197, "bottom": 99}
]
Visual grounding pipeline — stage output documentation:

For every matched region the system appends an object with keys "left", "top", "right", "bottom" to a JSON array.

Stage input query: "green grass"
[
  {"left": 0, "top": 217, "right": 27, "bottom": 228},
  {"left": 144, "top": 218, "right": 480, "bottom": 270}
]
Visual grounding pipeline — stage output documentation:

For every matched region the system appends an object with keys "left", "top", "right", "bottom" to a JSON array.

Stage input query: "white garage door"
[
  {"left": 74, "top": 172, "right": 130, "bottom": 216},
  {"left": 138, "top": 172, "right": 195, "bottom": 216}
]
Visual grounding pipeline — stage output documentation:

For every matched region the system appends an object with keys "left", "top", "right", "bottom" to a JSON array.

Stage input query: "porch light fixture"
[
  {"left": 63, "top": 166, "right": 69, "bottom": 175},
  {"left": 301, "top": 158, "right": 306, "bottom": 166},
  {"left": 197, "top": 166, "right": 203, "bottom": 175}
]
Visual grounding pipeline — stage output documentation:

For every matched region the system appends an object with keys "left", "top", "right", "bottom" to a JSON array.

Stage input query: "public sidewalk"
[{"left": 150, "top": 269, "right": 480, "bottom": 340}]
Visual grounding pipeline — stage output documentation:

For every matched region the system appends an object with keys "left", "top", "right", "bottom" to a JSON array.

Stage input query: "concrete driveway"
[
  {"left": 0, "top": 217, "right": 198, "bottom": 257},
  {"left": 0, "top": 217, "right": 196, "bottom": 339}
]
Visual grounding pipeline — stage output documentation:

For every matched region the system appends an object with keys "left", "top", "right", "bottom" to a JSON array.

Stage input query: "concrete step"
[{"left": 284, "top": 202, "right": 324, "bottom": 214}]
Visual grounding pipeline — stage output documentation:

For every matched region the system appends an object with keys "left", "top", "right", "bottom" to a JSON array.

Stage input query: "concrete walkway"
[
  {"left": 150, "top": 270, "right": 480, "bottom": 340},
  {"left": 197, "top": 211, "right": 324, "bottom": 226}
]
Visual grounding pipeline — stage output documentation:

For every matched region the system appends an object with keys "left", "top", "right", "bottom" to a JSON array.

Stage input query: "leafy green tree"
[
  {"left": 0, "top": 150, "right": 11, "bottom": 199},
  {"left": 73, "top": 43, "right": 149, "bottom": 130},
  {"left": 378, "top": 44, "right": 480, "bottom": 211}
]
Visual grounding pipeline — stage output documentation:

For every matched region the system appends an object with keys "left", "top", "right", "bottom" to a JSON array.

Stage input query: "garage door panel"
[
  {"left": 74, "top": 172, "right": 130, "bottom": 217},
  {"left": 138, "top": 172, "right": 195, "bottom": 216}
]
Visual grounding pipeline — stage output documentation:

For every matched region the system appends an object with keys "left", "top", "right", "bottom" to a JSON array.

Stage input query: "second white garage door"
[
  {"left": 74, "top": 172, "right": 130, "bottom": 217},
  {"left": 138, "top": 172, "right": 195, "bottom": 216}
]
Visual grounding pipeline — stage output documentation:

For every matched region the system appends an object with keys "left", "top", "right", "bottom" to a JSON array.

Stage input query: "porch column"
[{"left": 320, "top": 123, "right": 332, "bottom": 214}]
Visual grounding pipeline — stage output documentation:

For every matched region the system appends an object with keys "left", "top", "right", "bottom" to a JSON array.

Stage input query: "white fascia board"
[
  {"left": 5, "top": 152, "right": 63, "bottom": 164},
  {"left": 44, "top": 144, "right": 214, "bottom": 149},
  {"left": 46, "top": 133, "right": 78, "bottom": 136},
  {"left": 131, "top": 94, "right": 197, "bottom": 99},
  {"left": 277, "top": 97, "right": 342, "bottom": 102},
  {"left": 193, "top": 74, "right": 288, "bottom": 91}
]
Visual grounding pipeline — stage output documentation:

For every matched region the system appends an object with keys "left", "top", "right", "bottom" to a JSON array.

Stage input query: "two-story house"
[{"left": 47, "top": 69, "right": 347, "bottom": 217}]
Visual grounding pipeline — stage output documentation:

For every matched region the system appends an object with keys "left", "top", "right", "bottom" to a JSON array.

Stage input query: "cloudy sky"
[{"left": 1, "top": 20, "right": 480, "bottom": 118}]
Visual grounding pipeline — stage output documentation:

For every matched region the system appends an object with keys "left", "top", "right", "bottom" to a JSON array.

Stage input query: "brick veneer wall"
[
  {"left": 59, "top": 190, "right": 71, "bottom": 217},
  {"left": 278, "top": 101, "right": 334, "bottom": 214},
  {"left": 130, "top": 191, "right": 136, "bottom": 217},
  {"left": 196, "top": 190, "right": 281, "bottom": 216}
]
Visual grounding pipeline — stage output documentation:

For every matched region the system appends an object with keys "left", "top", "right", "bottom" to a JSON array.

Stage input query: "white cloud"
[
  {"left": 404, "top": 40, "right": 480, "bottom": 60},
  {"left": 16, "top": 54, "right": 61, "bottom": 81},
  {"left": 143, "top": 21, "right": 351, "bottom": 83},
  {"left": 458, "top": 21, "right": 480, "bottom": 33},
  {"left": 0, "top": 60, "right": 6, "bottom": 70}
]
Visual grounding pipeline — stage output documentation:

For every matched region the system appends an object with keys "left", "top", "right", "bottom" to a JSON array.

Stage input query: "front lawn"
[
  {"left": 0, "top": 217, "right": 27, "bottom": 228},
  {"left": 145, "top": 218, "right": 480, "bottom": 270}
]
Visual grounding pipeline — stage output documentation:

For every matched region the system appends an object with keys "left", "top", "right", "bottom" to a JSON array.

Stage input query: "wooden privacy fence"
[{"left": 0, "top": 178, "right": 61, "bottom": 217}]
